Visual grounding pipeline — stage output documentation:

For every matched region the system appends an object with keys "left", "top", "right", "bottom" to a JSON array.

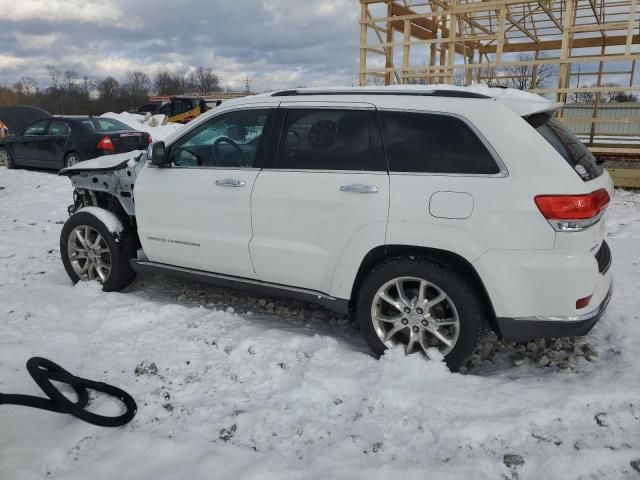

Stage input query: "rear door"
[
  {"left": 249, "top": 103, "right": 390, "bottom": 295},
  {"left": 136, "top": 105, "right": 278, "bottom": 278},
  {"left": 41, "top": 119, "right": 70, "bottom": 167}
]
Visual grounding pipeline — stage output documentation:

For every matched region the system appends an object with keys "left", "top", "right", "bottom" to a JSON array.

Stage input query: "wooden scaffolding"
[{"left": 359, "top": 0, "right": 640, "bottom": 163}]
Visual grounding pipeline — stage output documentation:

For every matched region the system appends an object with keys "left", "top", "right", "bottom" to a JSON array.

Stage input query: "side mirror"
[{"left": 148, "top": 141, "right": 169, "bottom": 167}]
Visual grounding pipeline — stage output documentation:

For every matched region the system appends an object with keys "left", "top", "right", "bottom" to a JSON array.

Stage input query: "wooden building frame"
[{"left": 359, "top": 0, "right": 640, "bottom": 155}]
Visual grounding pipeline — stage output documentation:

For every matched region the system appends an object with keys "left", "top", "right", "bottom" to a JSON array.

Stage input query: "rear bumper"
[{"left": 496, "top": 285, "right": 613, "bottom": 342}]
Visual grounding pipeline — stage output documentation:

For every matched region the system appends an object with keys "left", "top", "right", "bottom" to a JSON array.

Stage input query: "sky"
[{"left": 0, "top": 0, "right": 361, "bottom": 92}]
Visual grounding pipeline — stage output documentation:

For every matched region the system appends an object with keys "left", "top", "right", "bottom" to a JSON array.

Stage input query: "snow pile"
[
  {"left": 1, "top": 167, "right": 640, "bottom": 479},
  {"left": 100, "top": 112, "right": 184, "bottom": 142}
]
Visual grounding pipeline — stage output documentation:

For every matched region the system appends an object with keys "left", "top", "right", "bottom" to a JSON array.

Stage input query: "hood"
[
  {"left": 0, "top": 106, "right": 51, "bottom": 135},
  {"left": 59, "top": 150, "right": 145, "bottom": 176}
]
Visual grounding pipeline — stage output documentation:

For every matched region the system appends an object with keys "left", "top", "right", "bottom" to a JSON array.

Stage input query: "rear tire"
[
  {"left": 64, "top": 152, "right": 81, "bottom": 168},
  {"left": 0, "top": 147, "right": 14, "bottom": 169},
  {"left": 60, "top": 211, "right": 137, "bottom": 292},
  {"left": 356, "top": 257, "right": 486, "bottom": 371}
]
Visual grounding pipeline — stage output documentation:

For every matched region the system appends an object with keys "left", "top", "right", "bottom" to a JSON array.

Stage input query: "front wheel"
[
  {"left": 0, "top": 147, "right": 14, "bottom": 169},
  {"left": 60, "top": 211, "right": 137, "bottom": 291},
  {"left": 356, "top": 257, "right": 486, "bottom": 371}
]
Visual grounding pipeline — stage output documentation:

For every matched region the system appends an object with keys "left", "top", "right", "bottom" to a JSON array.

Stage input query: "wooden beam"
[
  {"left": 627, "top": 0, "right": 638, "bottom": 55},
  {"left": 359, "top": 3, "right": 368, "bottom": 86},
  {"left": 479, "top": 34, "right": 640, "bottom": 54},
  {"left": 495, "top": 4, "right": 508, "bottom": 64},
  {"left": 606, "top": 168, "right": 640, "bottom": 188}
]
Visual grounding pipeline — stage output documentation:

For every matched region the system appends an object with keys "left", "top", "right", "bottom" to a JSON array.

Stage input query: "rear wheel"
[
  {"left": 60, "top": 211, "right": 136, "bottom": 292},
  {"left": 64, "top": 152, "right": 81, "bottom": 168},
  {"left": 0, "top": 147, "right": 14, "bottom": 169},
  {"left": 356, "top": 257, "right": 486, "bottom": 371}
]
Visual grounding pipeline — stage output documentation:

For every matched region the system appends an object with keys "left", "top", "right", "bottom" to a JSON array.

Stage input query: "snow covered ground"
[{"left": 0, "top": 167, "right": 639, "bottom": 480}]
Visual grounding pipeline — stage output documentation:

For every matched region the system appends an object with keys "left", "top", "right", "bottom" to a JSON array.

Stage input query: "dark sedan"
[{"left": 0, "top": 116, "right": 151, "bottom": 170}]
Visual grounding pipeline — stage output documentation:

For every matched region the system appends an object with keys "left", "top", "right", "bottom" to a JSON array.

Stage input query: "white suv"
[{"left": 59, "top": 87, "right": 613, "bottom": 370}]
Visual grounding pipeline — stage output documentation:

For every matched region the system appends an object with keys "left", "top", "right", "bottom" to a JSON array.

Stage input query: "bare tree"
[
  {"left": 190, "top": 67, "right": 220, "bottom": 93},
  {"left": 46, "top": 64, "right": 61, "bottom": 89},
  {"left": 504, "top": 54, "right": 554, "bottom": 90},
  {"left": 64, "top": 70, "right": 79, "bottom": 91},
  {"left": 126, "top": 71, "right": 151, "bottom": 97},
  {"left": 20, "top": 77, "right": 37, "bottom": 95},
  {"left": 96, "top": 76, "right": 121, "bottom": 100},
  {"left": 153, "top": 66, "right": 176, "bottom": 95}
]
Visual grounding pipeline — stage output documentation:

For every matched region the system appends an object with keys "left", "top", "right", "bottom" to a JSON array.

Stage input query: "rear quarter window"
[
  {"left": 380, "top": 111, "right": 501, "bottom": 174},
  {"left": 527, "top": 113, "right": 603, "bottom": 181}
]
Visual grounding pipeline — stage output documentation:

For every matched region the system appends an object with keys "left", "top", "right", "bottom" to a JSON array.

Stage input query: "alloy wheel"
[
  {"left": 0, "top": 149, "right": 9, "bottom": 167},
  {"left": 67, "top": 225, "right": 112, "bottom": 283},
  {"left": 371, "top": 276, "right": 460, "bottom": 356},
  {"left": 65, "top": 154, "right": 80, "bottom": 168}
]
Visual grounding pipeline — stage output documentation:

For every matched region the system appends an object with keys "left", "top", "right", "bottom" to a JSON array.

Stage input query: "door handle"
[
  {"left": 340, "top": 184, "right": 379, "bottom": 194},
  {"left": 215, "top": 178, "right": 246, "bottom": 187}
]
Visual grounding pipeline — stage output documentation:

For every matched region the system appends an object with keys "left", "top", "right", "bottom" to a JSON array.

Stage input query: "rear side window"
[
  {"left": 47, "top": 120, "right": 69, "bottom": 135},
  {"left": 527, "top": 113, "right": 603, "bottom": 181},
  {"left": 380, "top": 111, "right": 500, "bottom": 174},
  {"left": 277, "top": 109, "right": 384, "bottom": 171}
]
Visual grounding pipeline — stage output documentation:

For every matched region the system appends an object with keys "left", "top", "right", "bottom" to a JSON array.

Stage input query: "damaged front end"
[{"left": 58, "top": 150, "right": 147, "bottom": 218}]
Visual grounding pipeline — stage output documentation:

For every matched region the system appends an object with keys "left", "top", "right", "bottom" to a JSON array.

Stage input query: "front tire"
[
  {"left": 356, "top": 257, "right": 486, "bottom": 371},
  {"left": 0, "top": 147, "right": 15, "bottom": 169},
  {"left": 60, "top": 211, "right": 136, "bottom": 292},
  {"left": 64, "top": 152, "right": 81, "bottom": 168}
]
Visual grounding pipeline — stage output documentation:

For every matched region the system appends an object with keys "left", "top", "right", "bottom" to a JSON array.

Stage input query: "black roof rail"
[{"left": 271, "top": 89, "right": 490, "bottom": 99}]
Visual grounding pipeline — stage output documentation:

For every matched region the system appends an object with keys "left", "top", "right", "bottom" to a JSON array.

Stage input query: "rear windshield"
[
  {"left": 527, "top": 112, "right": 603, "bottom": 182},
  {"left": 79, "top": 118, "right": 132, "bottom": 132}
]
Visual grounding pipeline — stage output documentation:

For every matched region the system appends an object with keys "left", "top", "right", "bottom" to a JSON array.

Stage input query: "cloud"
[
  {"left": 0, "top": 0, "right": 360, "bottom": 92},
  {"left": 1, "top": 0, "right": 125, "bottom": 26}
]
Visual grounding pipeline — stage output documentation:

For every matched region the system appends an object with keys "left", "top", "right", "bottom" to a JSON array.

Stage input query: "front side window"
[
  {"left": 277, "top": 109, "right": 383, "bottom": 171},
  {"left": 380, "top": 111, "right": 500, "bottom": 174},
  {"left": 527, "top": 113, "right": 603, "bottom": 181},
  {"left": 23, "top": 120, "right": 49, "bottom": 136},
  {"left": 169, "top": 109, "right": 272, "bottom": 168}
]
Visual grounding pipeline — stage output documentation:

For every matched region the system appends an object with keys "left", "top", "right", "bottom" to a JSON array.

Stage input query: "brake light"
[
  {"left": 97, "top": 136, "right": 115, "bottom": 152},
  {"left": 148, "top": 135, "right": 153, "bottom": 145},
  {"left": 535, "top": 189, "right": 610, "bottom": 231}
]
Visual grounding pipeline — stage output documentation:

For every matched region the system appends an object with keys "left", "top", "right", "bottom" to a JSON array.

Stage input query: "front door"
[
  {"left": 249, "top": 104, "right": 390, "bottom": 295},
  {"left": 13, "top": 119, "right": 50, "bottom": 166},
  {"left": 135, "top": 106, "right": 277, "bottom": 278}
]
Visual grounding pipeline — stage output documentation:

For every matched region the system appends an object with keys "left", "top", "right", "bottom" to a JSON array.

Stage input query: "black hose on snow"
[{"left": 0, "top": 357, "right": 136, "bottom": 427}]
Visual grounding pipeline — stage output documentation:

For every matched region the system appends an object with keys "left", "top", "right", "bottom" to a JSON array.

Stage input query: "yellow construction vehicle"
[{"left": 148, "top": 96, "right": 208, "bottom": 124}]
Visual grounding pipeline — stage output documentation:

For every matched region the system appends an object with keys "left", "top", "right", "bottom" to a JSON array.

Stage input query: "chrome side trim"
[
  {"left": 130, "top": 260, "right": 350, "bottom": 314},
  {"left": 340, "top": 184, "right": 379, "bottom": 194},
  {"left": 511, "top": 285, "right": 613, "bottom": 323}
]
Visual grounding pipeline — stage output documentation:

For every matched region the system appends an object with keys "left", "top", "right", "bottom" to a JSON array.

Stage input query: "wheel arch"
[{"left": 349, "top": 245, "right": 498, "bottom": 333}]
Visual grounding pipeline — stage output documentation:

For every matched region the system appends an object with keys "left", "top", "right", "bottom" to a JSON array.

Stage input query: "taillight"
[
  {"left": 148, "top": 135, "right": 153, "bottom": 145},
  {"left": 576, "top": 295, "right": 593, "bottom": 309},
  {"left": 97, "top": 136, "right": 115, "bottom": 152},
  {"left": 534, "top": 188, "right": 610, "bottom": 232}
]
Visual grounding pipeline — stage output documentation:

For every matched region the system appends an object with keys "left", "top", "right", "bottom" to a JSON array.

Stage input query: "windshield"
[{"left": 527, "top": 112, "right": 603, "bottom": 182}]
